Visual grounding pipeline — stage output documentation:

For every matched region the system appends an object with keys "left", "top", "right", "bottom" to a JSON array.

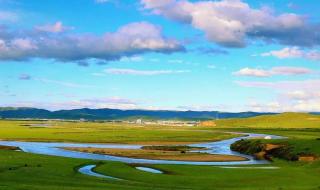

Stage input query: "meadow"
[
  {"left": 0, "top": 120, "right": 238, "bottom": 144},
  {"left": 215, "top": 113, "right": 320, "bottom": 156},
  {"left": 0, "top": 113, "right": 320, "bottom": 190},
  {"left": 1, "top": 147, "right": 319, "bottom": 190}
]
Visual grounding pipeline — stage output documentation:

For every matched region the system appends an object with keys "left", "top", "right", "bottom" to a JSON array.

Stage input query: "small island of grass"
[{"left": 63, "top": 145, "right": 248, "bottom": 162}]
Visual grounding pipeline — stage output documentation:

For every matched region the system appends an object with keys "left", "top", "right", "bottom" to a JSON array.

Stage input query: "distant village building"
[
  {"left": 156, "top": 120, "right": 198, "bottom": 127},
  {"left": 136, "top": 119, "right": 143, "bottom": 125},
  {"left": 128, "top": 119, "right": 199, "bottom": 126}
]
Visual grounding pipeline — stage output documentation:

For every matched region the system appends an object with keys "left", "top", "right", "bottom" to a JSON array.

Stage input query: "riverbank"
[
  {"left": 231, "top": 139, "right": 318, "bottom": 161},
  {"left": 0, "top": 145, "right": 20, "bottom": 150},
  {"left": 64, "top": 147, "right": 248, "bottom": 162},
  {"left": 0, "top": 132, "right": 276, "bottom": 165}
]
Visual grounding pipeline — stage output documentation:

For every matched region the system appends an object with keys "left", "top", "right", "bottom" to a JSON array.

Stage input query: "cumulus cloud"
[
  {"left": 261, "top": 47, "right": 320, "bottom": 60},
  {"left": 177, "top": 104, "right": 229, "bottom": 111},
  {"left": 0, "top": 21, "right": 184, "bottom": 62},
  {"left": 4, "top": 96, "right": 187, "bottom": 111},
  {"left": 283, "top": 90, "right": 320, "bottom": 112},
  {"left": 238, "top": 79, "right": 320, "bottom": 112},
  {"left": 3, "top": 97, "right": 140, "bottom": 111},
  {"left": 35, "top": 21, "right": 72, "bottom": 33},
  {"left": 141, "top": 0, "right": 320, "bottom": 47},
  {"left": 234, "top": 68, "right": 270, "bottom": 77},
  {"left": 4, "top": 97, "right": 230, "bottom": 111},
  {"left": 247, "top": 99, "right": 320, "bottom": 112},
  {"left": 64, "top": 97, "right": 139, "bottom": 110},
  {"left": 248, "top": 101, "right": 282, "bottom": 112},
  {"left": 104, "top": 68, "right": 190, "bottom": 75},
  {"left": 286, "top": 90, "right": 320, "bottom": 101},
  {"left": 234, "top": 66, "right": 312, "bottom": 77},
  {"left": 119, "top": 56, "right": 144, "bottom": 62}
]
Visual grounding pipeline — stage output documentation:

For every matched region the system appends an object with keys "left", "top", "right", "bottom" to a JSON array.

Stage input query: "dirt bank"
[{"left": 64, "top": 147, "right": 248, "bottom": 162}]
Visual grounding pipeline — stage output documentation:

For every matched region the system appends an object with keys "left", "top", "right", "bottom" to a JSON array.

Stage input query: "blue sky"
[{"left": 0, "top": 0, "right": 319, "bottom": 112}]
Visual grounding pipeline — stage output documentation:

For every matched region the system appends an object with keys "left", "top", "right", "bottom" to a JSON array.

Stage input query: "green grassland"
[
  {"left": 215, "top": 112, "right": 320, "bottom": 128},
  {"left": 1, "top": 149, "right": 319, "bottom": 190},
  {"left": 227, "top": 128, "right": 320, "bottom": 158},
  {"left": 215, "top": 113, "right": 320, "bottom": 156},
  {"left": 0, "top": 113, "right": 320, "bottom": 189},
  {"left": 0, "top": 120, "right": 237, "bottom": 144}
]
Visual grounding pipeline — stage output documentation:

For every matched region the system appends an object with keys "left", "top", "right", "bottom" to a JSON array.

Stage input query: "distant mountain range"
[{"left": 0, "top": 107, "right": 279, "bottom": 120}]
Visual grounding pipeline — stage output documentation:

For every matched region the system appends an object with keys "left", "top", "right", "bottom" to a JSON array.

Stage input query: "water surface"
[
  {"left": 78, "top": 165, "right": 122, "bottom": 180},
  {"left": 135, "top": 166, "right": 163, "bottom": 174}
]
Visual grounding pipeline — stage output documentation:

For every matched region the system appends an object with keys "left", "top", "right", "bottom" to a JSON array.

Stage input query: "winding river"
[
  {"left": 0, "top": 132, "right": 283, "bottom": 166},
  {"left": 78, "top": 165, "right": 122, "bottom": 180}
]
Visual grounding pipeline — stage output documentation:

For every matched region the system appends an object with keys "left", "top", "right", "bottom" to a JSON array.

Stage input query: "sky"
[{"left": 0, "top": 0, "right": 319, "bottom": 112}]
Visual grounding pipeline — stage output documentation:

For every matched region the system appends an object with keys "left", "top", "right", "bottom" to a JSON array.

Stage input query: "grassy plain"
[
  {"left": 215, "top": 113, "right": 320, "bottom": 156},
  {"left": 0, "top": 120, "right": 238, "bottom": 144},
  {"left": 0, "top": 149, "right": 319, "bottom": 190},
  {"left": 0, "top": 113, "right": 320, "bottom": 189},
  {"left": 215, "top": 112, "right": 320, "bottom": 129}
]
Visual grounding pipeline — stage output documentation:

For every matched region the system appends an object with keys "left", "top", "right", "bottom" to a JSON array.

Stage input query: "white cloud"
[
  {"left": 261, "top": 47, "right": 320, "bottom": 60},
  {"left": 234, "top": 66, "right": 312, "bottom": 77},
  {"left": 66, "top": 97, "right": 138, "bottom": 109},
  {"left": 35, "top": 21, "right": 73, "bottom": 33},
  {"left": 247, "top": 99, "right": 320, "bottom": 112},
  {"left": 234, "top": 68, "right": 270, "bottom": 77},
  {"left": 3, "top": 97, "right": 189, "bottom": 111},
  {"left": 4, "top": 97, "right": 232, "bottom": 112},
  {"left": 270, "top": 67, "right": 313, "bottom": 75},
  {"left": 104, "top": 68, "right": 190, "bottom": 75},
  {"left": 286, "top": 90, "right": 320, "bottom": 100},
  {"left": 141, "top": 0, "right": 320, "bottom": 47},
  {"left": 119, "top": 56, "right": 144, "bottom": 62},
  {"left": 248, "top": 101, "right": 282, "bottom": 112},
  {"left": 177, "top": 104, "right": 229, "bottom": 111},
  {"left": 3, "top": 97, "right": 139, "bottom": 111},
  {"left": 0, "top": 21, "right": 184, "bottom": 62},
  {"left": 238, "top": 79, "right": 320, "bottom": 112},
  {"left": 290, "top": 100, "right": 320, "bottom": 112},
  {"left": 11, "top": 38, "right": 37, "bottom": 50}
]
